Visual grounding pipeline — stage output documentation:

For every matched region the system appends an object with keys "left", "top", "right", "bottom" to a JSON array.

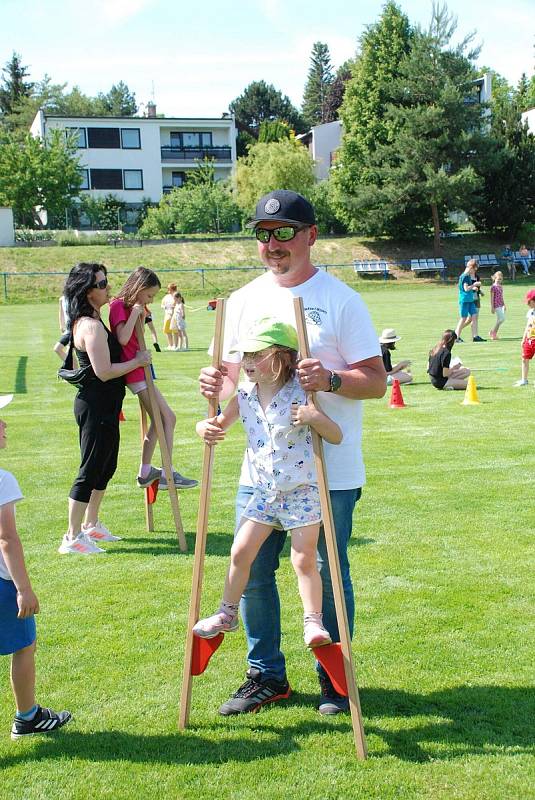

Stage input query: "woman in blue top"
[{"left": 454, "top": 260, "right": 485, "bottom": 342}]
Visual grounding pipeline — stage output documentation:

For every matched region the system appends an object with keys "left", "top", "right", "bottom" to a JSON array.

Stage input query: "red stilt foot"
[
  {"left": 191, "top": 633, "right": 224, "bottom": 675},
  {"left": 119, "top": 410, "right": 126, "bottom": 421},
  {"left": 146, "top": 478, "right": 159, "bottom": 505},
  {"left": 312, "top": 642, "right": 348, "bottom": 696}
]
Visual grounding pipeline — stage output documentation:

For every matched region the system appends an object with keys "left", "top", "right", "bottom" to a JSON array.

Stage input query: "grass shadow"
[{"left": 0, "top": 356, "right": 28, "bottom": 395}]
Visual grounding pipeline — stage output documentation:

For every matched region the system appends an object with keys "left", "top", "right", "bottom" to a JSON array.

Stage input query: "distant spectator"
[
  {"left": 455, "top": 260, "right": 485, "bottom": 342},
  {"left": 489, "top": 271, "right": 506, "bottom": 340},
  {"left": 428, "top": 329, "right": 470, "bottom": 391},
  {"left": 161, "top": 283, "right": 177, "bottom": 350},
  {"left": 513, "top": 289, "right": 535, "bottom": 387},
  {"left": 501, "top": 244, "right": 515, "bottom": 281},
  {"left": 518, "top": 245, "right": 530, "bottom": 276},
  {"left": 379, "top": 329, "right": 412, "bottom": 385}
]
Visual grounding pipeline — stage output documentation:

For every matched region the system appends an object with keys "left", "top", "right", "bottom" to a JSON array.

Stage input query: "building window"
[
  {"left": 87, "top": 127, "right": 121, "bottom": 148},
  {"left": 79, "top": 168, "right": 89, "bottom": 190},
  {"left": 172, "top": 171, "right": 185, "bottom": 187},
  {"left": 121, "top": 128, "right": 141, "bottom": 149},
  {"left": 123, "top": 169, "right": 143, "bottom": 190},
  {"left": 90, "top": 169, "right": 123, "bottom": 190},
  {"left": 170, "top": 131, "right": 213, "bottom": 148},
  {"left": 66, "top": 127, "right": 86, "bottom": 148}
]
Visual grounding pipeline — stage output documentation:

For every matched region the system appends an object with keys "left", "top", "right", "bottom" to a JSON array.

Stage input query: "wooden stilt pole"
[
  {"left": 139, "top": 402, "right": 154, "bottom": 532},
  {"left": 178, "top": 298, "right": 226, "bottom": 730},
  {"left": 293, "top": 297, "right": 368, "bottom": 761},
  {"left": 135, "top": 319, "right": 187, "bottom": 552}
]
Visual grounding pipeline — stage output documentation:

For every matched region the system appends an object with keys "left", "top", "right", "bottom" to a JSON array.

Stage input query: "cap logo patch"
[{"left": 264, "top": 198, "right": 281, "bottom": 214}]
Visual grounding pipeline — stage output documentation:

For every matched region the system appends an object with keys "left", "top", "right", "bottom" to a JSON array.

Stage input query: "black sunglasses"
[
  {"left": 92, "top": 278, "right": 108, "bottom": 289},
  {"left": 255, "top": 225, "right": 307, "bottom": 244}
]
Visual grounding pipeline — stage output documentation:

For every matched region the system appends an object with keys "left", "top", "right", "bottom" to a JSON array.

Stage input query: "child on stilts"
[
  {"left": 193, "top": 318, "right": 342, "bottom": 648},
  {"left": 109, "top": 267, "right": 198, "bottom": 491}
]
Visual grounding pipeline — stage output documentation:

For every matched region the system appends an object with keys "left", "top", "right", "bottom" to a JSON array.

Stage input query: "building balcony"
[{"left": 160, "top": 145, "right": 232, "bottom": 162}]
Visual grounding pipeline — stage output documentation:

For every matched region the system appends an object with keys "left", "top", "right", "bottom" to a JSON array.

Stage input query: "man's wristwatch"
[{"left": 328, "top": 370, "right": 342, "bottom": 392}]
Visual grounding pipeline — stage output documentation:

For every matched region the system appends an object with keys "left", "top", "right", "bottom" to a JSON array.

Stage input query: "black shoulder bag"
[{"left": 58, "top": 336, "right": 97, "bottom": 389}]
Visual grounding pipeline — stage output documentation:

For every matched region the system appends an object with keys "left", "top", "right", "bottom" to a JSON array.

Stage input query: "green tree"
[
  {"left": 258, "top": 119, "right": 293, "bottom": 143},
  {"left": 140, "top": 161, "right": 242, "bottom": 235},
  {"left": 94, "top": 82, "right": 138, "bottom": 116},
  {"left": 0, "top": 129, "right": 82, "bottom": 227},
  {"left": 235, "top": 137, "right": 315, "bottom": 216},
  {"left": 301, "top": 42, "right": 334, "bottom": 129},
  {"left": 0, "top": 52, "right": 34, "bottom": 118},
  {"left": 469, "top": 95, "right": 535, "bottom": 237},
  {"left": 229, "top": 81, "right": 304, "bottom": 155},
  {"left": 332, "top": 1, "right": 412, "bottom": 230}
]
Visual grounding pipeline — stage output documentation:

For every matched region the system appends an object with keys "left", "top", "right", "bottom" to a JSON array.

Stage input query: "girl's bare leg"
[
  {"left": 290, "top": 523, "right": 323, "bottom": 613},
  {"left": 223, "top": 518, "right": 275, "bottom": 604},
  {"left": 137, "top": 386, "right": 176, "bottom": 467}
]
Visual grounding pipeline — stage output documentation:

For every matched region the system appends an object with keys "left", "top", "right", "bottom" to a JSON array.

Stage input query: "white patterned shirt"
[{"left": 237, "top": 376, "right": 316, "bottom": 500}]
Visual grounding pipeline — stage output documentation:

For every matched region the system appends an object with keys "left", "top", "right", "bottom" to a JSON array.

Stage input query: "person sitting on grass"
[
  {"left": 379, "top": 328, "right": 412, "bottom": 385},
  {"left": 0, "top": 394, "right": 71, "bottom": 739},
  {"left": 427, "top": 329, "right": 470, "bottom": 390},
  {"left": 193, "top": 318, "right": 342, "bottom": 649},
  {"left": 514, "top": 288, "right": 535, "bottom": 387}
]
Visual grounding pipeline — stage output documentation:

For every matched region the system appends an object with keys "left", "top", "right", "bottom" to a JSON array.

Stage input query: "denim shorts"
[
  {"left": 242, "top": 484, "right": 321, "bottom": 530},
  {"left": 0, "top": 578, "right": 37, "bottom": 655},
  {"left": 460, "top": 301, "right": 477, "bottom": 317}
]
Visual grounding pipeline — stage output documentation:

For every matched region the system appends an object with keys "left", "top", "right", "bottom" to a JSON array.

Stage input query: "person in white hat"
[
  {"left": 379, "top": 329, "right": 412, "bottom": 385},
  {"left": 0, "top": 395, "right": 72, "bottom": 739}
]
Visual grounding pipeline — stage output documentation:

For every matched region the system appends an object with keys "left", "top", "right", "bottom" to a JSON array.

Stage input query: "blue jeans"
[{"left": 235, "top": 485, "right": 361, "bottom": 682}]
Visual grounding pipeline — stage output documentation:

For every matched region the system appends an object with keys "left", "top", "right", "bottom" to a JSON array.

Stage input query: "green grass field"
[{"left": 1, "top": 281, "right": 534, "bottom": 799}]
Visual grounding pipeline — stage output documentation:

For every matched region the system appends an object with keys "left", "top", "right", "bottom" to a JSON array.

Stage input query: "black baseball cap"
[{"left": 247, "top": 190, "right": 316, "bottom": 228}]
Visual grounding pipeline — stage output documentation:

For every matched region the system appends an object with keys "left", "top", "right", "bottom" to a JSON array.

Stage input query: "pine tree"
[
  {"left": 301, "top": 42, "right": 334, "bottom": 129},
  {"left": 324, "top": 61, "right": 354, "bottom": 124},
  {"left": 0, "top": 52, "right": 34, "bottom": 118},
  {"left": 332, "top": 1, "right": 412, "bottom": 231}
]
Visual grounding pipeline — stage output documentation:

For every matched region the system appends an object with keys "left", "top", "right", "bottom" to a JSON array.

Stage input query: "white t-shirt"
[
  {"left": 220, "top": 269, "right": 380, "bottom": 490},
  {"left": 526, "top": 308, "right": 535, "bottom": 340},
  {"left": 0, "top": 468, "right": 24, "bottom": 581}
]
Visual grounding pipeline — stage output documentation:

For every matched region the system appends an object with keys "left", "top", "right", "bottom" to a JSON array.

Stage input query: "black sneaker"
[
  {"left": 11, "top": 705, "right": 72, "bottom": 739},
  {"left": 318, "top": 674, "right": 349, "bottom": 715},
  {"left": 219, "top": 667, "right": 291, "bottom": 715},
  {"left": 473, "top": 336, "right": 486, "bottom": 342}
]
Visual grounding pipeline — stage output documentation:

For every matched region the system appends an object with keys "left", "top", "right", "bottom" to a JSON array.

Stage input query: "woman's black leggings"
[{"left": 69, "top": 390, "right": 124, "bottom": 503}]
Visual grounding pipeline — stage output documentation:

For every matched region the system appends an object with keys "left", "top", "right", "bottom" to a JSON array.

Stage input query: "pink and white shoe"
[
  {"left": 82, "top": 520, "right": 121, "bottom": 542},
  {"left": 488, "top": 330, "right": 497, "bottom": 341},
  {"left": 58, "top": 533, "right": 105, "bottom": 555},
  {"left": 304, "top": 613, "right": 332, "bottom": 648},
  {"left": 193, "top": 609, "right": 239, "bottom": 639}
]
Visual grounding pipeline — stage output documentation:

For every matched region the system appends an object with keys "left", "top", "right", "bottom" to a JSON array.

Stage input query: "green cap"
[{"left": 230, "top": 317, "right": 299, "bottom": 354}]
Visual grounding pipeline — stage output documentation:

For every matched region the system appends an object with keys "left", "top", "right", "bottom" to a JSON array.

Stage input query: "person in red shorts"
[{"left": 514, "top": 289, "right": 535, "bottom": 386}]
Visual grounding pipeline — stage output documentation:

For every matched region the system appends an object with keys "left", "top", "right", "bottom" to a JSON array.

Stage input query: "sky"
[{"left": 1, "top": 0, "right": 533, "bottom": 118}]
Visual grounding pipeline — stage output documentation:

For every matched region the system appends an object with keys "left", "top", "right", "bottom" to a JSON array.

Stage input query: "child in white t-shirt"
[
  {"left": 193, "top": 319, "right": 342, "bottom": 648},
  {"left": 0, "top": 395, "right": 71, "bottom": 739},
  {"left": 514, "top": 289, "right": 535, "bottom": 386}
]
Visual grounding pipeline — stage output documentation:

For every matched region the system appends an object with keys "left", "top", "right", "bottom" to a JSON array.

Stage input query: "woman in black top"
[
  {"left": 427, "top": 329, "right": 470, "bottom": 391},
  {"left": 59, "top": 263, "right": 151, "bottom": 555}
]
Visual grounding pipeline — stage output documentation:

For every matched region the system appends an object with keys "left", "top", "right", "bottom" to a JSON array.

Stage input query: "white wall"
[
  {"left": 521, "top": 108, "right": 535, "bottom": 134},
  {"left": 0, "top": 208, "right": 15, "bottom": 246}
]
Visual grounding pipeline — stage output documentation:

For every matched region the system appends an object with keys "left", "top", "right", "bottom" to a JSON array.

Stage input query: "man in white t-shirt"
[{"left": 199, "top": 190, "right": 386, "bottom": 715}]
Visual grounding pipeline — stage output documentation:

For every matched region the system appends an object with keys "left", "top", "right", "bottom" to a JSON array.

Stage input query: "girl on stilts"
[
  {"left": 109, "top": 267, "right": 198, "bottom": 491},
  {"left": 194, "top": 318, "right": 342, "bottom": 648}
]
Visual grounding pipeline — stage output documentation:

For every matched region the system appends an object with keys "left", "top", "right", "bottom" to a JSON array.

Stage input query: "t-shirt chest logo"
[{"left": 305, "top": 309, "right": 322, "bottom": 326}]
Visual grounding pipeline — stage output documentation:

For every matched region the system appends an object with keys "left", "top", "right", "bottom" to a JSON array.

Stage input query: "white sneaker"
[
  {"left": 58, "top": 533, "right": 105, "bottom": 555},
  {"left": 82, "top": 520, "right": 121, "bottom": 542},
  {"left": 514, "top": 379, "right": 529, "bottom": 387}
]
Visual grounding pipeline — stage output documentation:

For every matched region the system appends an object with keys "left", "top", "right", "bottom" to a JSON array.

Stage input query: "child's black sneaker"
[
  {"left": 11, "top": 705, "right": 72, "bottom": 739},
  {"left": 219, "top": 667, "right": 291, "bottom": 715},
  {"left": 318, "top": 674, "right": 349, "bottom": 715}
]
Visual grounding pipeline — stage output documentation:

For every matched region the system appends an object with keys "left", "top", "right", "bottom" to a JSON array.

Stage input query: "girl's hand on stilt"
[
  {"left": 196, "top": 416, "right": 225, "bottom": 444},
  {"left": 291, "top": 401, "right": 314, "bottom": 427},
  {"left": 199, "top": 365, "right": 228, "bottom": 399},
  {"left": 135, "top": 349, "right": 152, "bottom": 367},
  {"left": 132, "top": 303, "right": 146, "bottom": 320},
  {"left": 17, "top": 587, "right": 40, "bottom": 618}
]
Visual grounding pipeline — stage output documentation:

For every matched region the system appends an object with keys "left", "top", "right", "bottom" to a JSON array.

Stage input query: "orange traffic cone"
[
  {"left": 119, "top": 410, "right": 126, "bottom": 422},
  {"left": 462, "top": 375, "right": 480, "bottom": 405},
  {"left": 389, "top": 378, "right": 406, "bottom": 408}
]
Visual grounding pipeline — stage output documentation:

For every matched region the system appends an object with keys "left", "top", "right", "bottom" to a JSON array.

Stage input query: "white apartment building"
[{"left": 30, "top": 107, "right": 237, "bottom": 222}]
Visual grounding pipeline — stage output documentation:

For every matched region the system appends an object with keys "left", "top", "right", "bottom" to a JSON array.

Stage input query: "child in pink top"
[
  {"left": 489, "top": 271, "right": 506, "bottom": 340},
  {"left": 109, "top": 267, "right": 197, "bottom": 491}
]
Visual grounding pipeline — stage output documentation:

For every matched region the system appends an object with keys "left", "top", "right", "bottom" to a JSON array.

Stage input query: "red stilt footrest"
[
  {"left": 191, "top": 633, "right": 224, "bottom": 675},
  {"left": 146, "top": 479, "right": 159, "bottom": 505},
  {"left": 312, "top": 642, "right": 348, "bottom": 696}
]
